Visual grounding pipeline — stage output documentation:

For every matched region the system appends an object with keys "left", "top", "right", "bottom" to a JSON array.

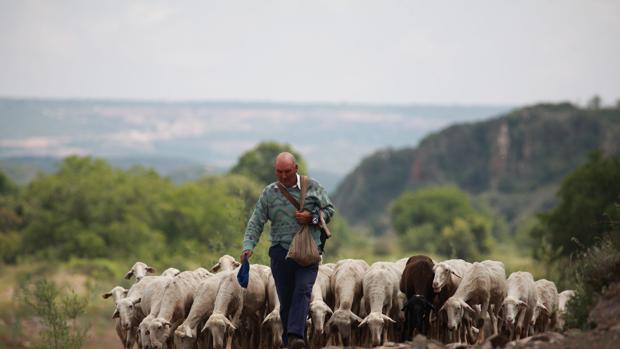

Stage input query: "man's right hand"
[{"left": 240, "top": 249, "right": 252, "bottom": 263}]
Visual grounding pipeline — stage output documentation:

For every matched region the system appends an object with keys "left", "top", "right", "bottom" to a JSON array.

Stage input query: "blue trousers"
[{"left": 269, "top": 244, "right": 319, "bottom": 345}]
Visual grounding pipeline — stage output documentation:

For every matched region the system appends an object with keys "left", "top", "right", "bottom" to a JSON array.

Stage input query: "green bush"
[
  {"left": 564, "top": 233, "right": 620, "bottom": 329},
  {"left": 390, "top": 185, "right": 495, "bottom": 259},
  {"left": 20, "top": 279, "right": 90, "bottom": 349}
]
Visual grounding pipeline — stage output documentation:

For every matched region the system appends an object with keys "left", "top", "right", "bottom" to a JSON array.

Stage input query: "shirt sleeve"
[
  {"left": 242, "top": 187, "right": 270, "bottom": 251},
  {"left": 316, "top": 182, "right": 335, "bottom": 224}
]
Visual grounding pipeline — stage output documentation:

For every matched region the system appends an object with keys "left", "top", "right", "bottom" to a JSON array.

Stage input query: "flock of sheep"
[{"left": 103, "top": 255, "right": 575, "bottom": 349}]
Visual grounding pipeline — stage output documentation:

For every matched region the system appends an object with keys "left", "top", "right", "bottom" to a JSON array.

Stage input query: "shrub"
[
  {"left": 564, "top": 233, "right": 620, "bottom": 329},
  {"left": 19, "top": 279, "right": 90, "bottom": 349}
]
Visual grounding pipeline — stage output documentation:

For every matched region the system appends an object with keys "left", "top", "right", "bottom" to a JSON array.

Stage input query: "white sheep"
[
  {"left": 325, "top": 258, "right": 369, "bottom": 347},
  {"left": 358, "top": 262, "right": 401, "bottom": 347},
  {"left": 137, "top": 275, "right": 178, "bottom": 349},
  {"left": 501, "top": 271, "right": 536, "bottom": 340},
  {"left": 431, "top": 259, "right": 473, "bottom": 342},
  {"left": 309, "top": 264, "right": 335, "bottom": 349},
  {"left": 174, "top": 272, "right": 226, "bottom": 349},
  {"left": 114, "top": 275, "right": 173, "bottom": 349},
  {"left": 146, "top": 268, "right": 212, "bottom": 349},
  {"left": 124, "top": 261, "right": 156, "bottom": 282},
  {"left": 210, "top": 254, "right": 241, "bottom": 273},
  {"left": 479, "top": 260, "right": 507, "bottom": 337},
  {"left": 556, "top": 289, "right": 576, "bottom": 330},
  {"left": 441, "top": 262, "right": 494, "bottom": 344},
  {"left": 531, "top": 279, "right": 559, "bottom": 334},
  {"left": 201, "top": 265, "right": 267, "bottom": 349},
  {"left": 261, "top": 273, "right": 284, "bottom": 349},
  {"left": 102, "top": 286, "right": 128, "bottom": 348}
]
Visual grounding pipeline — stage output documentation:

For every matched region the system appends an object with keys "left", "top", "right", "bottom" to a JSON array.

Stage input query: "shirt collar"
[{"left": 281, "top": 173, "right": 301, "bottom": 190}]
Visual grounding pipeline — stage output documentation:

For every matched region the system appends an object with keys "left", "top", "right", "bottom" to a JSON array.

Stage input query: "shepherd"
[{"left": 240, "top": 152, "right": 335, "bottom": 349}]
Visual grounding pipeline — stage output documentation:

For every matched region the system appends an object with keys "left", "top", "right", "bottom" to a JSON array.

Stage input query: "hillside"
[{"left": 333, "top": 103, "right": 620, "bottom": 234}]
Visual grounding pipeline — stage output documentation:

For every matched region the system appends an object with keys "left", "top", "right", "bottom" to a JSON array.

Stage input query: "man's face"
[{"left": 275, "top": 160, "right": 298, "bottom": 187}]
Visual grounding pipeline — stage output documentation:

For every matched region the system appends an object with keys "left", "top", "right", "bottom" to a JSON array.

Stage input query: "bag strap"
[{"left": 276, "top": 176, "right": 307, "bottom": 211}]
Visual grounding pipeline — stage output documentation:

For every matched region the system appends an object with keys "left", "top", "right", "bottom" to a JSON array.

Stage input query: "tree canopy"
[
  {"left": 229, "top": 141, "right": 308, "bottom": 185},
  {"left": 390, "top": 185, "right": 494, "bottom": 259},
  {"left": 532, "top": 151, "right": 620, "bottom": 258}
]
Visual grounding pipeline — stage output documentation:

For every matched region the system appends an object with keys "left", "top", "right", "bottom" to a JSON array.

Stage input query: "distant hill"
[
  {"left": 333, "top": 103, "right": 620, "bottom": 234},
  {"left": 0, "top": 156, "right": 224, "bottom": 185}
]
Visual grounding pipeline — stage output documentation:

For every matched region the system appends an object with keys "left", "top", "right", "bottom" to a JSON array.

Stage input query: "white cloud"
[{"left": 0, "top": 136, "right": 68, "bottom": 149}]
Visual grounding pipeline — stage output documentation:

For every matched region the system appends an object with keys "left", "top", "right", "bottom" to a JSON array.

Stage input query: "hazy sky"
[{"left": 1, "top": 0, "right": 619, "bottom": 105}]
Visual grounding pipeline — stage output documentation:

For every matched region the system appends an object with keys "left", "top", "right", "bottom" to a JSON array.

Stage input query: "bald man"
[{"left": 241, "top": 152, "right": 335, "bottom": 349}]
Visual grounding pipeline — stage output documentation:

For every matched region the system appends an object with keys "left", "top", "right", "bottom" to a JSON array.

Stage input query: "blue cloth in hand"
[{"left": 237, "top": 257, "right": 250, "bottom": 288}]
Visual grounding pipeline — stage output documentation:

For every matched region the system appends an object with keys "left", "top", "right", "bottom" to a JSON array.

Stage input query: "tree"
[
  {"left": 587, "top": 95, "right": 601, "bottom": 110},
  {"left": 390, "top": 185, "right": 474, "bottom": 235},
  {"left": 390, "top": 185, "right": 494, "bottom": 259},
  {"left": 20, "top": 156, "right": 171, "bottom": 260},
  {"left": 230, "top": 141, "right": 308, "bottom": 185},
  {"left": 532, "top": 151, "right": 620, "bottom": 259},
  {"left": 0, "top": 171, "right": 23, "bottom": 263}
]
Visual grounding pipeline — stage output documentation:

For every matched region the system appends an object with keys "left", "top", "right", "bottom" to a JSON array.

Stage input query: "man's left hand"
[{"left": 295, "top": 210, "right": 312, "bottom": 224}]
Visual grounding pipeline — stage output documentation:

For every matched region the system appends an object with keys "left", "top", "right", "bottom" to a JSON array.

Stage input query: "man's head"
[{"left": 275, "top": 152, "right": 298, "bottom": 187}]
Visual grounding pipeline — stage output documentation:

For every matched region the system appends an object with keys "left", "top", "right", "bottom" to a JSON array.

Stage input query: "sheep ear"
[
  {"left": 185, "top": 326, "right": 194, "bottom": 339},
  {"left": 122, "top": 288, "right": 128, "bottom": 296},
  {"left": 210, "top": 263, "right": 221, "bottom": 273},
  {"left": 462, "top": 301, "right": 475, "bottom": 315},
  {"left": 350, "top": 312, "right": 363, "bottom": 323},
  {"left": 200, "top": 322, "right": 208, "bottom": 334},
  {"left": 382, "top": 314, "right": 396, "bottom": 324},
  {"left": 224, "top": 318, "right": 237, "bottom": 331},
  {"left": 146, "top": 266, "right": 156, "bottom": 273},
  {"left": 163, "top": 320, "right": 171, "bottom": 328},
  {"left": 325, "top": 316, "right": 334, "bottom": 328},
  {"left": 132, "top": 297, "right": 142, "bottom": 305},
  {"left": 326, "top": 306, "right": 333, "bottom": 316},
  {"left": 102, "top": 292, "right": 112, "bottom": 299},
  {"left": 233, "top": 260, "right": 241, "bottom": 268},
  {"left": 112, "top": 308, "right": 120, "bottom": 319},
  {"left": 124, "top": 270, "right": 134, "bottom": 280},
  {"left": 517, "top": 300, "right": 527, "bottom": 308},
  {"left": 357, "top": 316, "right": 369, "bottom": 328},
  {"left": 538, "top": 304, "right": 549, "bottom": 315}
]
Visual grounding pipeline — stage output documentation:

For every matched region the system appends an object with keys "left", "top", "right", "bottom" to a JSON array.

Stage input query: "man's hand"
[
  {"left": 240, "top": 249, "right": 252, "bottom": 263},
  {"left": 295, "top": 210, "right": 312, "bottom": 224}
]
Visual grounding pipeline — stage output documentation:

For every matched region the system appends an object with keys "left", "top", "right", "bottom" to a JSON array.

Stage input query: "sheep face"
[
  {"left": 115, "top": 297, "right": 141, "bottom": 330},
  {"left": 262, "top": 311, "right": 283, "bottom": 349},
  {"left": 442, "top": 298, "right": 474, "bottom": 331},
  {"left": 432, "top": 265, "right": 450, "bottom": 292},
  {"left": 502, "top": 298, "right": 526, "bottom": 325},
  {"left": 210, "top": 255, "right": 240, "bottom": 273},
  {"left": 327, "top": 310, "right": 362, "bottom": 346},
  {"left": 148, "top": 317, "right": 172, "bottom": 349},
  {"left": 531, "top": 302, "right": 549, "bottom": 326},
  {"left": 310, "top": 301, "right": 332, "bottom": 337},
  {"left": 102, "top": 286, "right": 128, "bottom": 303},
  {"left": 359, "top": 312, "right": 395, "bottom": 347},
  {"left": 203, "top": 314, "right": 236, "bottom": 349},
  {"left": 125, "top": 261, "right": 155, "bottom": 282},
  {"left": 138, "top": 316, "right": 154, "bottom": 348}
]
